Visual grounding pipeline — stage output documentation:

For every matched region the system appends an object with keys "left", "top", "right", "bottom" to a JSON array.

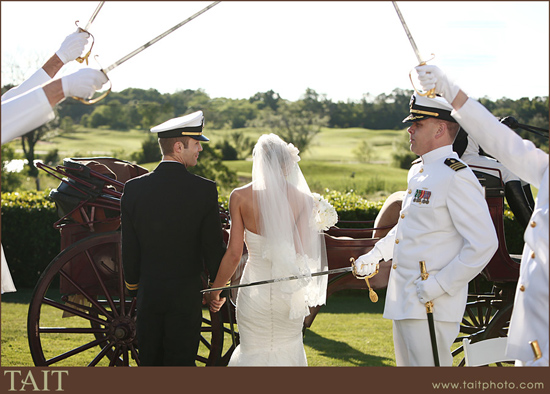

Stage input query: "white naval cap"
[
  {"left": 402, "top": 93, "right": 457, "bottom": 123},
  {"left": 150, "top": 110, "right": 209, "bottom": 141}
]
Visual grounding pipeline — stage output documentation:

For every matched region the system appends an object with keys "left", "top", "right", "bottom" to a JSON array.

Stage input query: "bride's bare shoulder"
[{"left": 230, "top": 183, "right": 253, "bottom": 202}]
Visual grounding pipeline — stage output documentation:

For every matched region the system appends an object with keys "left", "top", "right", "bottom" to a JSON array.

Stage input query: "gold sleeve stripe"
[{"left": 125, "top": 281, "right": 139, "bottom": 291}]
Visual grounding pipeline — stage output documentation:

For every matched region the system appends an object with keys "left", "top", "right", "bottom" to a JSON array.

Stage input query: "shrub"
[
  {"left": 1, "top": 191, "right": 60, "bottom": 288},
  {"left": 1, "top": 190, "right": 525, "bottom": 289}
]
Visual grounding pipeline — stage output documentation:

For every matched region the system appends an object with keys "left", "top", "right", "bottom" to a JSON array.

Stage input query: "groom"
[{"left": 121, "top": 111, "right": 226, "bottom": 366}]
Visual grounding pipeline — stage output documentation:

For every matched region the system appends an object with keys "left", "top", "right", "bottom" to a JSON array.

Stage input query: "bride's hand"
[{"left": 207, "top": 293, "right": 226, "bottom": 313}]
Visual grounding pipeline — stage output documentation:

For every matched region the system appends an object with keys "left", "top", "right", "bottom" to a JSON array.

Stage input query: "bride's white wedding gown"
[{"left": 228, "top": 229, "right": 307, "bottom": 366}]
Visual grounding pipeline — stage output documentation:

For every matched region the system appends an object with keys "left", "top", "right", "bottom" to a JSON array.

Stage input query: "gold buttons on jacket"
[
  {"left": 531, "top": 251, "right": 536, "bottom": 259},
  {"left": 400, "top": 213, "right": 405, "bottom": 219},
  {"left": 419, "top": 168, "right": 424, "bottom": 173},
  {"left": 519, "top": 285, "right": 525, "bottom": 292},
  {"left": 408, "top": 189, "right": 412, "bottom": 194},
  {"left": 530, "top": 221, "right": 537, "bottom": 228},
  {"left": 393, "top": 264, "right": 397, "bottom": 269},
  {"left": 395, "top": 239, "right": 399, "bottom": 244}
]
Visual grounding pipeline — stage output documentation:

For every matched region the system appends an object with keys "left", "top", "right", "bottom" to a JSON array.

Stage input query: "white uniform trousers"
[{"left": 393, "top": 319, "right": 460, "bottom": 366}]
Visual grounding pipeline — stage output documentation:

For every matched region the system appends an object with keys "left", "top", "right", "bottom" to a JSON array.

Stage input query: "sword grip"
[
  {"left": 530, "top": 340, "right": 542, "bottom": 360},
  {"left": 419, "top": 261, "right": 434, "bottom": 313},
  {"left": 75, "top": 23, "right": 95, "bottom": 65},
  {"left": 71, "top": 70, "right": 111, "bottom": 106}
]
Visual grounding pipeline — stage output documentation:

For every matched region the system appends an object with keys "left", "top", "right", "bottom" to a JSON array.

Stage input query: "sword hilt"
[
  {"left": 350, "top": 257, "right": 379, "bottom": 303},
  {"left": 71, "top": 68, "right": 111, "bottom": 106},
  {"left": 530, "top": 340, "right": 542, "bottom": 361},
  {"left": 409, "top": 56, "right": 437, "bottom": 98},
  {"left": 75, "top": 22, "right": 95, "bottom": 65},
  {"left": 419, "top": 260, "right": 433, "bottom": 313}
]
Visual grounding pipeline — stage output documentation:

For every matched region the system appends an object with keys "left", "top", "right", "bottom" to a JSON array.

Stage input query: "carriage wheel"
[
  {"left": 27, "top": 231, "right": 229, "bottom": 367},
  {"left": 452, "top": 291, "right": 514, "bottom": 366}
]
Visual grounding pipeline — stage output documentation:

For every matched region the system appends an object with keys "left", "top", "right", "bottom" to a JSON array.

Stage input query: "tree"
[
  {"left": 353, "top": 140, "right": 373, "bottom": 163},
  {"left": 249, "top": 100, "right": 328, "bottom": 154},
  {"left": 1, "top": 143, "right": 24, "bottom": 192},
  {"left": 188, "top": 144, "right": 238, "bottom": 190}
]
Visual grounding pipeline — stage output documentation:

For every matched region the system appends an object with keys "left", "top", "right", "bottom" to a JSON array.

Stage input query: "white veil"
[{"left": 252, "top": 133, "right": 328, "bottom": 319}]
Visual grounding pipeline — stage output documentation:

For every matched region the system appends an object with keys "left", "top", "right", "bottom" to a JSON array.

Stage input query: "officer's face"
[
  {"left": 181, "top": 139, "right": 203, "bottom": 167},
  {"left": 407, "top": 118, "right": 439, "bottom": 156}
]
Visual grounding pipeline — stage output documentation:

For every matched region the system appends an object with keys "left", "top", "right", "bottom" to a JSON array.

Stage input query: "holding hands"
[
  {"left": 414, "top": 275, "right": 446, "bottom": 304},
  {"left": 204, "top": 291, "right": 226, "bottom": 313}
]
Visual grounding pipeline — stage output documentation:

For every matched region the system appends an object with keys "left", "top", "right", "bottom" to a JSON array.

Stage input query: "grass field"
[
  {"left": 7, "top": 125, "right": 411, "bottom": 198},
  {"left": 1, "top": 288, "right": 395, "bottom": 367}
]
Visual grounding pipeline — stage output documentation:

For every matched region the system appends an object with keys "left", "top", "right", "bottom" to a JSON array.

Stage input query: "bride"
[{"left": 206, "top": 133, "right": 331, "bottom": 366}]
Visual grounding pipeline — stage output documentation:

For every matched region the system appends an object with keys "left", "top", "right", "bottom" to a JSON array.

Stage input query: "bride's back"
[{"left": 234, "top": 182, "right": 309, "bottom": 236}]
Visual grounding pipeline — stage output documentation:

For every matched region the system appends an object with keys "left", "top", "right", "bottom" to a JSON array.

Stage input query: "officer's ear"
[{"left": 435, "top": 122, "right": 447, "bottom": 139}]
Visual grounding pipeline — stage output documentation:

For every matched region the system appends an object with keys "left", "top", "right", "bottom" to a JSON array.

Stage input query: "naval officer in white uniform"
[
  {"left": 2, "top": 29, "right": 107, "bottom": 144},
  {"left": 1, "top": 30, "right": 107, "bottom": 293},
  {"left": 416, "top": 64, "right": 548, "bottom": 366},
  {"left": 354, "top": 93, "right": 498, "bottom": 366}
]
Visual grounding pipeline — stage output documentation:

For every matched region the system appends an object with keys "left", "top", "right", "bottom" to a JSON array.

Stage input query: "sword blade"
[
  {"left": 392, "top": 1, "right": 424, "bottom": 64},
  {"left": 201, "top": 266, "right": 352, "bottom": 293},
  {"left": 102, "top": 1, "right": 221, "bottom": 74},
  {"left": 84, "top": 1, "right": 105, "bottom": 31}
]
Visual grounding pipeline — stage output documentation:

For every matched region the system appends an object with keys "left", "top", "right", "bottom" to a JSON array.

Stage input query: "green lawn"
[
  {"left": 9, "top": 125, "right": 411, "bottom": 198},
  {"left": 1, "top": 288, "right": 395, "bottom": 367}
]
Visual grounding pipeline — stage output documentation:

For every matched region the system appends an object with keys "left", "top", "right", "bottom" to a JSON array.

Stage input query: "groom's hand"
[{"left": 204, "top": 292, "right": 226, "bottom": 313}]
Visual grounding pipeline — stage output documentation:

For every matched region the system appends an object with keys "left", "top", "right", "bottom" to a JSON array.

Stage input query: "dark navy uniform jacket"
[{"left": 121, "top": 161, "right": 226, "bottom": 311}]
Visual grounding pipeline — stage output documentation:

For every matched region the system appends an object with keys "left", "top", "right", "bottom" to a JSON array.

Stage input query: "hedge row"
[{"left": 1, "top": 190, "right": 524, "bottom": 289}]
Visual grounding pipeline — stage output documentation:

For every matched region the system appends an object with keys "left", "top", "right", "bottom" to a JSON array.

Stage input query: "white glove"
[
  {"left": 354, "top": 248, "right": 382, "bottom": 277},
  {"left": 414, "top": 275, "right": 446, "bottom": 304},
  {"left": 55, "top": 30, "right": 90, "bottom": 64},
  {"left": 415, "top": 64, "right": 461, "bottom": 104},
  {"left": 61, "top": 69, "right": 108, "bottom": 99}
]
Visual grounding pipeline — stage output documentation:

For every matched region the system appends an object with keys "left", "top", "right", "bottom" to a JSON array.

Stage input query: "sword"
[
  {"left": 392, "top": 1, "right": 436, "bottom": 98},
  {"left": 420, "top": 261, "right": 440, "bottom": 366},
  {"left": 202, "top": 258, "right": 380, "bottom": 303},
  {"left": 75, "top": 1, "right": 221, "bottom": 105},
  {"left": 201, "top": 266, "right": 353, "bottom": 293},
  {"left": 75, "top": 1, "right": 105, "bottom": 64},
  {"left": 102, "top": 1, "right": 220, "bottom": 74}
]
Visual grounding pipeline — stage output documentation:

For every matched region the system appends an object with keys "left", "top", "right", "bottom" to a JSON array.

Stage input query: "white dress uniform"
[
  {"left": 461, "top": 135, "right": 521, "bottom": 184},
  {"left": 1, "top": 68, "right": 55, "bottom": 293},
  {"left": 372, "top": 144, "right": 498, "bottom": 365},
  {"left": 1, "top": 68, "right": 55, "bottom": 144},
  {"left": 453, "top": 98, "right": 549, "bottom": 366}
]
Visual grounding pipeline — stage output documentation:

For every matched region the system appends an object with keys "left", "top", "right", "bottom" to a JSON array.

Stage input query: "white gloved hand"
[
  {"left": 414, "top": 275, "right": 446, "bottom": 304},
  {"left": 55, "top": 30, "right": 90, "bottom": 64},
  {"left": 415, "top": 64, "right": 461, "bottom": 104},
  {"left": 353, "top": 248, "right": 382, "bottom": 277},
  {"left": 61, "top": 69, "right": 108, "bottom": 99}
]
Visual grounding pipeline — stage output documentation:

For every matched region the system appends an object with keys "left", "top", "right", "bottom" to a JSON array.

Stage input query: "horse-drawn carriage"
[{"left": 28, "top": 157, "right": 519, "bottom": 366}]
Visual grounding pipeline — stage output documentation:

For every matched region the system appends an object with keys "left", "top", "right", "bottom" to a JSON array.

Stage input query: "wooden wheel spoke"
[
  {"left": 58, "top": 268, "right": 113, "bottom": 319},
  {"left": 39, "top": 327, "right": 108, "bottom": 334},
  {"left": 45, "top": 337, "right": 108, "bottom": 366},
  {"left": 88, "top": 342, "right": 115, "bottom": 366},
  {"left": 84, "top": 249, "right": 119, "bottom": 318},
  {"left": 129, "top": 343, "right": 140, "bottom": 366},
  {"left": 42, "top": 297, "right": 107, "bottom": 325},
  {"left": 109, "top": 344, "right": 122, "bottom": 366}
]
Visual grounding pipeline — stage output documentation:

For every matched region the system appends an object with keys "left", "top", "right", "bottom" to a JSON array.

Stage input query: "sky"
[{"left": 1, "top": 1, "right": 549, "bottom": 103}]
